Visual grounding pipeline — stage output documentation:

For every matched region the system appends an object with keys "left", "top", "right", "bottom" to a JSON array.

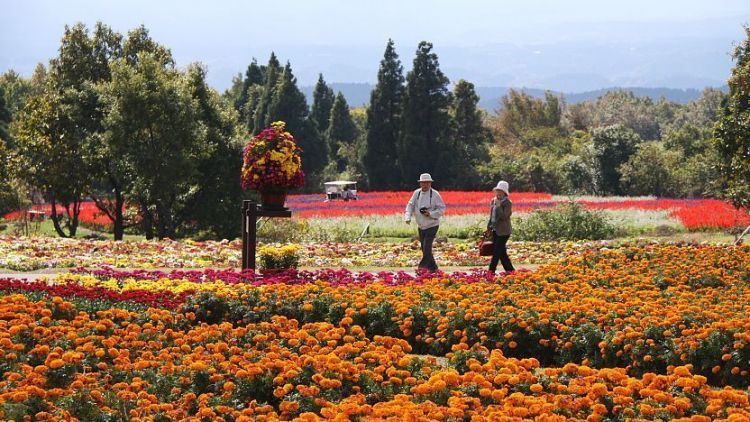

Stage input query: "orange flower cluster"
[
  {"left": 160, "top": 244, "right": 750, "bottom": 387},
  {"left": 1, "top": 295, "right": 748, "bottom": 420}
]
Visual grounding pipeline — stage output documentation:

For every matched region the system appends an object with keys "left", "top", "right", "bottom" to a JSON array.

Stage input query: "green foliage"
[
  {"left": 588, "top": 90, "right": 662, "bottom": 140},
  {"left": 267, "top": 63, "right": 328, "bottom": 183},
  {"left": 180, "top": 64, "right": 245, "bottom": 240},
  {"left": 0, "top": 86, "right": 14, "bottom": 146},
  {"left": 514, "top": 201, "right": 618, "bottom": 241},
  {"left": 0, "top": 139, "right": 14, "bottom": 215},
  {"left": 237, "top": 58, "right": 264, "bottom": 116},
  {"left": 11, "top": 90, "right": 94, "bottom": 237},
  {"left": 252, "top": 52, "right": 281, "bottom": 133},
  {"left": 713, "top": 26, "right": 750, "bottom": 209},
  {"left": 98, "top": 52, "right": 205, "bottom": 239},
  {"left": 311, "top": 73, "right": 335, "bottom": 134},
  {"left": 398, "top": 41, "right": 451, "bottom": 187},
  {"left": 0, "top": 70, "right": 34, "bottom": 124},
  {"left": 478, "top": 149, "right": 563, "bottom": 193},
  {"left": 619, "top": 141, "right": 684, "bottom": 197},
  {"left": 0, "top": 90, "right": 12, "bottom": 215},
  {"left": 325, "top": 92, "right": 358, "bottom": 172},
  {"left": 444, "top": 80, "right": 491, "bottom": 189},
  {"left": 591, "top": 124, "right": 641, "bottom": 195},
  {"left": 495, "top": 89, "right": 562, "bottom": 139},
  {"left": 364, "top": 39, "right": 405, "bottom": 190}
]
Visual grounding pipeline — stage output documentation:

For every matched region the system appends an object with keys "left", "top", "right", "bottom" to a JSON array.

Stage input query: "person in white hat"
[
  {"left": 487, "top": 180, "right": 515, "bottom": 274},
  {"left": 404, "top": 173, "right": 446, "bottom": 272}
]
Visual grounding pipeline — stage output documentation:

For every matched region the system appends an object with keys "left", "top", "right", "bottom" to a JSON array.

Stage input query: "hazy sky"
[{"left": 2, "top": 0, "right": 749, "bottom": 90}]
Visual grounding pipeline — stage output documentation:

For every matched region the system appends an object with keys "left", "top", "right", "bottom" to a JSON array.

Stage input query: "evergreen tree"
[
  {"left": 267, "top": 63, "right": 327, "bottom": 181},
  {"left": 714, "top": 26, "right": 750, "bottom": 209},
  {"left": 311, "top": 74, "right": 335, "bottom": 133},
  {"left": 398, "top": 41, "right": 451, "bottom": 187},
  {"left": 233, "top": 58, "right": 264, "bottom": 118},
  {"left": 253, "top": 52, "right": 281, "bottom": 133},
  {"left": 447, "top": 79, "right": 490, "bottom": 188},
  {"left": 244, "top": 86, "right": 263, "bottom": 131},
  {"left": 364, "top": 39, "right": 404, "bottom": 190},
  {"left": 325, "top": 92, "right": 357, "bottom": 172}
]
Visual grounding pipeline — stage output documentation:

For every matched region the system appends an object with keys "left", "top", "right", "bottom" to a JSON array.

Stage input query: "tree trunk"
[
  {"left": 113, "top": 187, "right": 124, "bottom": 241},
  {"left": 92, "top": 176, "right": 127, "bottom": 241},
  {"left": 141, "top": 203, "right": 154, "bottom": 240},
  {"left": 49, "top": 196, "right": 69, "bottom": 238},
  {"left": 66, "top": 199, "right": 81, "bottom": 238}
]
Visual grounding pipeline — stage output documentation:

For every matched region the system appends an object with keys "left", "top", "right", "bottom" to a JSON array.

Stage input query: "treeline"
[
  {"left": 0, "top": 23, "right": 243, "bottom": 240},
  {"left": 223, "top": 40, "right": 730, "bottom": 196},
  {"left": 1, "top": 22, "right": 749, "bottom": 240}
]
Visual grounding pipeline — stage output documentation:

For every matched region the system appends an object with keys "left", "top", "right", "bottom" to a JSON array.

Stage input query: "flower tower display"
[{"left": 241, "top": 121, "right": 305, "bottom": 210}]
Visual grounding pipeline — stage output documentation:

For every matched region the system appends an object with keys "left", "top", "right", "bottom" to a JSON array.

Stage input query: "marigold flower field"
[{"left": 1, "top": 242, "right": 749, "bottom": 420}]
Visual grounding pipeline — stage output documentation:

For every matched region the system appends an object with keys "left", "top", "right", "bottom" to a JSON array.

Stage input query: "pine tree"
[
  {"left": 267, "top": 63, "right": 327, "bottom": 180},
  {"left": 311, "top": 74, "right": 335, "bottom": 133},
  {"left": 398, "top": 41, "right": 451, "bottom": 187},
  {"left": 253, "top": 52, "right": 281, "bottom": 133},
  {"left": 447, "top": 79, "right": 490, "bottom": 188},
  {"left": 364, "top": 39, "right": 405, "bottom": 190},
  {"left": 714, "top": 26, "right": 750, "bottom": 209},
  {"left": 234, "top": 58, "right": 264, "bottom": 114},
  {"left": 325, "top": 92, "right": 357, "bottom": 172}
]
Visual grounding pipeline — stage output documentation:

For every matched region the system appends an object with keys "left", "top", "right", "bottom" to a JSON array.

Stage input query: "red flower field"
[{"left": 4, "top": 192, "right": 749, "bottom": 231}]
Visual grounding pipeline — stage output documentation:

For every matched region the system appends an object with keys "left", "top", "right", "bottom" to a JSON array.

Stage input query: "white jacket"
[{"left": 404, "top": 188, "right": 446, "bottom": 229}]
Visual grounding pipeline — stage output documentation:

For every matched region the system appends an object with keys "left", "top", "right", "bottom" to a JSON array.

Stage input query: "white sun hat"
[
  {"left": 493, "top": 180, "right": 509, "bottom": 194},
  {"left": 417, "top": 173, "right": 434, "bottom": 182}
]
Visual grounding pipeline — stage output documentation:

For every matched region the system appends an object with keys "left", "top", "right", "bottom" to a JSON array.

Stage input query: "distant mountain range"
[{"left": 300, "top": 83, "right": 729, "bottom": 111}]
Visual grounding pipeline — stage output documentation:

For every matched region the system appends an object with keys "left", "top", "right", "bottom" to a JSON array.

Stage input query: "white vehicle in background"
[{"left": 324, "top": 181, "right": 358, "bottom": 201}]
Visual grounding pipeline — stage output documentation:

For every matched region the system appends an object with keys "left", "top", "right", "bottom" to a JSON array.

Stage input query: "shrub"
[{"left": 514, "top": 201, "right": 617, "bottom": 241}]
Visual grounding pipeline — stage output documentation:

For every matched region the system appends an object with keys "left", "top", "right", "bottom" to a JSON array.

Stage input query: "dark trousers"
[
  {"left": 489, "top": 232, "right": 514, "bottom": 272},
  {"left": 417, "top": 225, "right": 439, "bottom": 271}
]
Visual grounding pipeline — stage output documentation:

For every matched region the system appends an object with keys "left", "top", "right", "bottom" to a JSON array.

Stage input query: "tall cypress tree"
[
  {"left": 325, "top": 92, "right": 357, "bottom": 172},
  {"left": 311, "top": 74, "right": 335, "bottom": 133},
  {"left": 267, "top": 63, "right": 327, "bottom": 181},
  {"left": 234, "top": 58, "right": 263, "bottom": 115},
  {"left": 253, "top": 52, "right": 281, "bottom": 134},
  {"left": 398, "top": 41, "right": 451, "bottom": 187},
  {"left": 364, "top": 39, "right": 405, "bottom": 190},
  {"left": 447, "top": 79, "right": 490, "bottom": 188}
]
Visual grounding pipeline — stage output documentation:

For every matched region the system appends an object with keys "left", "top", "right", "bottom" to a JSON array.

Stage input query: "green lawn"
[{"left": 0, "top": 219, "right": 144, "bottom": 241}]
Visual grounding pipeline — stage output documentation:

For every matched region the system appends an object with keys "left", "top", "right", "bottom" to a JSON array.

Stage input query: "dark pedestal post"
[
  {"left": 241, "top": 200, "right": 258, "bottom": 270},
  {"left": 241, "top": 200, "right": 291, "bottom": 271}
]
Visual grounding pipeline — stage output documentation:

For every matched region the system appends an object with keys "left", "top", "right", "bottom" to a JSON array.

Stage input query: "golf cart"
[{"left": 324, "top": 181, "right": 358, "bottom": 201}]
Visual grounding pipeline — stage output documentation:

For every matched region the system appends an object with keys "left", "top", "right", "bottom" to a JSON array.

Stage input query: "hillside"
[{"left": 301, "top": 83, "right": 729, "bottom": 111}]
